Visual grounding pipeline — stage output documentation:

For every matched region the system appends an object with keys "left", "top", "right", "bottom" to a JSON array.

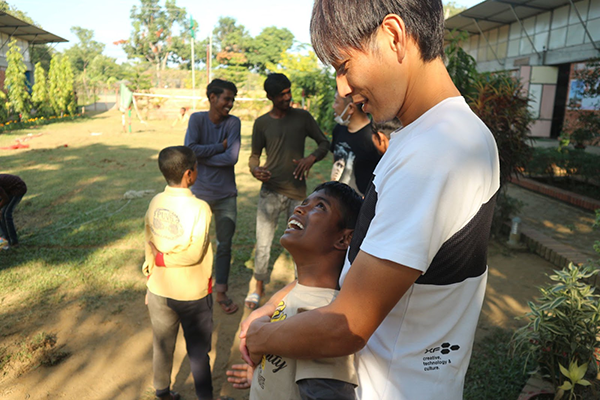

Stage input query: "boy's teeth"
[{"left": 288, "top": 220, "right": 304, "bottom": 230}]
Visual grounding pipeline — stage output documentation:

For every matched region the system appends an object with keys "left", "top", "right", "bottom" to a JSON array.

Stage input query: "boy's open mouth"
[{"left": 287, "top": 219, "right": 304, "bottom": 230}]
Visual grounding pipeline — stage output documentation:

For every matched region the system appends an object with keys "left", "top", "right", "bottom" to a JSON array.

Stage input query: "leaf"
[
  {"left": 559, "top": 363, "right": 570, "bottom": 378},
  {"left": 557, "top": 381, "right": 572, "bottom": 390},
  {"left": 573, "top": 361, "right": 587, "bottom": 381},
  {"left": 578, "top": 379, "right": 591, "bottom": 386}
]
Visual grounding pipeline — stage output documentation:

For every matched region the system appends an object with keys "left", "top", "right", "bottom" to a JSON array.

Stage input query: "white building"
[
  {"left": 446, "top": 0, "right": 600, "bottom": 137},
  {"left": 0, "top": 11, "right": 66, "bottom": 91}
]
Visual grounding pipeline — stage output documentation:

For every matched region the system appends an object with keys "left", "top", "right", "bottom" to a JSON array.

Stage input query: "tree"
[
  {"left": 5, "top": 39, "right": 31, "bottom": 120},
  {"left": 213, "top": 17, "right": 251, "bottom": 67},
  {"left": 119, "top": 0, "right": 188, "bottom": 87},
  {"left": 65, "top": 27, "right": 105, "bottom": 104},
  {"left": 48, "top": 55, "right": 76, "bottom": 116},
  {"left": 247, "top": 26, "right": 294, "bottom": 73},
  {"left": 443, "top": 1, "right": 466, "bottom": 19},
  {"left": 445, "top": 31, "right": 479, "bottom": 100},
  {"left": 31, "top": 62, "right": 50, "bottom": 116}
]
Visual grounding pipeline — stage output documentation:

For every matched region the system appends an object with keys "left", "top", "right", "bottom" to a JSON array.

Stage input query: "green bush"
[
  {"left": 510, "top": 263, "right": 600, "bottom": 390},
  {"left": 526, "top": 147, "right": 600, "bottom": 184}
]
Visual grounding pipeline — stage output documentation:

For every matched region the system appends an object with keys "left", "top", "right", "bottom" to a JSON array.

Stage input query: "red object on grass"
[{"left": 0, "top": 143, "right": 29, "bottom": 150}]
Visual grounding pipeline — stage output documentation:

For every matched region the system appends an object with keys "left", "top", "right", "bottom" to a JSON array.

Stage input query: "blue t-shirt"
[{"left": 184, "top": 111, "right": 241, "bottom": 201}]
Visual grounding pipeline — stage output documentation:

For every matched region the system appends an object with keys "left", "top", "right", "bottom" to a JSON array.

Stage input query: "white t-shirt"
[
  {"left": 250, "top": 284, "right": 358, "bottom": 400},
  {"left": 340, "top": 96, "right": 500, "bottom": 400}
]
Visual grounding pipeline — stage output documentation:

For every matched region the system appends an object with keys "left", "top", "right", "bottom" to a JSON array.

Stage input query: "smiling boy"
[
  {"left": 228, "top": 181, "right": 362, "bottom": 400},
  {"left": 184, "top": 78, "right": 241, "bottom": 315}
]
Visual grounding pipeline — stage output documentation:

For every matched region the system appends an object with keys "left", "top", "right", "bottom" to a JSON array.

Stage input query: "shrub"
[
  {"left": 526, "top": 147, "right": 600, "bottom": 184},
  {"left": 510, "top": 263, "right": 600, "bottom": 390}
]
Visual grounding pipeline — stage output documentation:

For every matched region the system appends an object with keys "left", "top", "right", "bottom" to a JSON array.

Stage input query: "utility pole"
[
  {"left": 207, "top": 33, "right": 212, "bottom": 84},
  {"left": 190, "top": 15, "right": 196, "bottom": 110}
]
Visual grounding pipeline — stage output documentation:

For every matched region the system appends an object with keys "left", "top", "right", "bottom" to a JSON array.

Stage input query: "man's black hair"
[
  {"left": 310, "top": 0, "right": 444, "bottom": 66},
  {"left": 313, "top": 181, "right": 363, "bottom": 230},
  {"left": 158, "top": 146, "right": 196, "bottom": 186},
  {"left": 206, "top": 78, "right": 238, "bottom": 99},
  {"left": 264, "top": 73, "right": 291, "bottom": 98}
]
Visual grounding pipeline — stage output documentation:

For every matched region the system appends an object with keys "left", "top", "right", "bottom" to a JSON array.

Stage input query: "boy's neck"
[
  {"left": 294, "top": 254, "right": 344, "bottom": 290},
  {"left": 168, "top": 182, "right": 190, "bottom": 189}
]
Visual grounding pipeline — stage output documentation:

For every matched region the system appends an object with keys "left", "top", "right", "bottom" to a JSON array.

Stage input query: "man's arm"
[
  {"left": 184, "top": 114, "right": 227, "bottom": 159},
  {"left": 244, "top": 250, "right": 421, "bottom": 362},
  {"left": 198, "top": 118, "right": 241, "bottom": 167},
  {"left": 293, "top": 113, "right": 330, "bottom": 180},
  {"left": 248, "top": 119, "right": 271, "bottom": 182}
]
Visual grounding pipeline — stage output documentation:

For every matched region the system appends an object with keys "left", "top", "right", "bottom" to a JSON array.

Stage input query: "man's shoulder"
[
  {"left": 289, "top": 107, "right": 316, "bottom": 121},
  {"left": 190, "top": 111, "right": 209, "bottom": 121}
]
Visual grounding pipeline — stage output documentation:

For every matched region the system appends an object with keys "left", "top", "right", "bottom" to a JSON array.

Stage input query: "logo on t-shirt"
[
  {"left": 151, "top": 208, "right": 184, "bottom": 239},
  {"left": 422, "top": 342, "right": 461, "bottom": 372}
]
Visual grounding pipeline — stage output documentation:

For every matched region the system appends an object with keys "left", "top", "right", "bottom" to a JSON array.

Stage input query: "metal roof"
[
  {"left": 445, "top": 0, "right": 577, "bottom": 35},
  {"left": 0, "top": 11, "right": 67, "bottom": 44}
]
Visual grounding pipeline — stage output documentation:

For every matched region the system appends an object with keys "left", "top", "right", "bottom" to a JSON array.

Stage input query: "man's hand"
[
  {"left": 244, "top": 315, "right": 272, "bottom": 366},
  {"left": 252, "top": 166, "right": 271, "bottom": 183},
  {"left": 240, "top": 309, "right": 273, "bottom": 366},
  {"left": 222, "top": 138, "right": 228, "bottom": 150},
  {"left": 292, "top": 154, "right": 316, "bottom": 181},
  {"left": 226, "top": 364, "right": 254, "bottom": 389}
]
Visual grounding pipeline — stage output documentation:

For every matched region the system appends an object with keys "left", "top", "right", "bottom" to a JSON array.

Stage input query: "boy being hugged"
[
  {"left": 143, "top": 146, "right": 214, "bottom": 400},
  {"left": 228, "top": 181, "right": 362, "bottom": 400}
]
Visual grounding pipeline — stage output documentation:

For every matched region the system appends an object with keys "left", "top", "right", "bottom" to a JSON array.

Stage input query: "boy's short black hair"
[
  {"left": 310, "top": 0, "right": 445, "bottom": 66},
  {"left": 373, "top": 117, "right": 403, "bottom": 138},
  {"left": 206, "top": 78, "right": 238, "bottom": 99},
  {"left": 158, "top": 146, "right": 196, "bottom": 186},
  {"left": 264, "top": 73, "right": 291, "bottom": 97},
  {"left": 313, "top": 181, "right": 363, "bottom": 230}
]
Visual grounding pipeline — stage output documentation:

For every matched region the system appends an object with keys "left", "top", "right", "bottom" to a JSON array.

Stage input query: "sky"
[{"left": 16, "top": 0, "right": 485, "bottom": 63}]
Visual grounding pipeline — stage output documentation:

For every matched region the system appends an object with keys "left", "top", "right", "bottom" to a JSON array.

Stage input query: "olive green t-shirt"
[{"left": 249, "top": 108, "right": 329, "bottom": 200}]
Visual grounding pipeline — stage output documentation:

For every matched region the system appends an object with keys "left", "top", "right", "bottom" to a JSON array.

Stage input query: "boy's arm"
[
  {"left": 184, "top": 114, "right": 226, "bottom": 159},
  {"left": 198, "top": 118, "right": 241, "bottom": 167},
  {"left": 239, "top": 281, "right": 297, "bottom": 359},
  {"left": 158, "top": 206, "right": 212, "bottom": 267},
  {"left": 297, "top": 379, "right": 356, "bottom": 400}
]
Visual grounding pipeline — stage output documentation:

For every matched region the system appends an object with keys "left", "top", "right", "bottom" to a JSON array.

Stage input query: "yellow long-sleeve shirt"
[{"left": 143, "top": 185, "right": 213, "bottom": 301}]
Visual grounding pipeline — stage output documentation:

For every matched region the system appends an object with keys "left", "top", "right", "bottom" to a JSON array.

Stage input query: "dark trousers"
[
  {"left": 147, "top": 290, "right": 214, "bottom": 400},
  {"left": 206, "top": 196, "right": 237, "bottom": 292},
  {"left": 0, "top": 193, "right": 24, "bottom": 246}
]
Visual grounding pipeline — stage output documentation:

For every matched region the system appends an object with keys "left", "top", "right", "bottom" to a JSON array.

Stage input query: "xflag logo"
[{"left": 424, "top": 342, "right": 461, "bottom": 355}]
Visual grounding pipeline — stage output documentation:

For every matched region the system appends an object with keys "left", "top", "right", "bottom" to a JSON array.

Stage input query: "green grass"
[
  {"left": 464, "top": 328, "right": 531, "bottom": 400},
  {"left": 0, "top": 110, "right": 333, "bottom": 331}
]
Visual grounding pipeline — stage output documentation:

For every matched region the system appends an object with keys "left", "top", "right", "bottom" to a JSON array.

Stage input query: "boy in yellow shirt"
[{"left": 143, "top": 146, "right": 215, "bottom": 400}]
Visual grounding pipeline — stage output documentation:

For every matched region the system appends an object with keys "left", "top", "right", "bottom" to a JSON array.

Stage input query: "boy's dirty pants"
[{"left": 147, "top": 290, "right": 213, "bottom": 400}]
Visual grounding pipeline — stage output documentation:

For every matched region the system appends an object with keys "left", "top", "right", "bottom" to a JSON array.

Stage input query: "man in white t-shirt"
[{"left": 240, "top": 1, "right": 500, "bottom": 399}]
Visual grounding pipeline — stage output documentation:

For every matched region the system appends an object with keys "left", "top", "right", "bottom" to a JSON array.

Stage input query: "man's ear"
[
  {"left": 334, "top": 229, "right": 354, "bottom": 251},
  {"left": 208, "top": 92, "right": 217, "bottom": 104},
  {"left": 379, "top": 14, "right": 407, "bottom": 64}
]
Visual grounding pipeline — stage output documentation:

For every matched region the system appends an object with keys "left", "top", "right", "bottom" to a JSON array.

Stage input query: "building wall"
[
  {"left": 459, "top": 0, "right": 600, "bottom": 69},
  {"left": 0, "top": 33, "right": 32, "bottom": 72},
  {"left": 453, "top": 0, "right": 600, "bottom": 137}
]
